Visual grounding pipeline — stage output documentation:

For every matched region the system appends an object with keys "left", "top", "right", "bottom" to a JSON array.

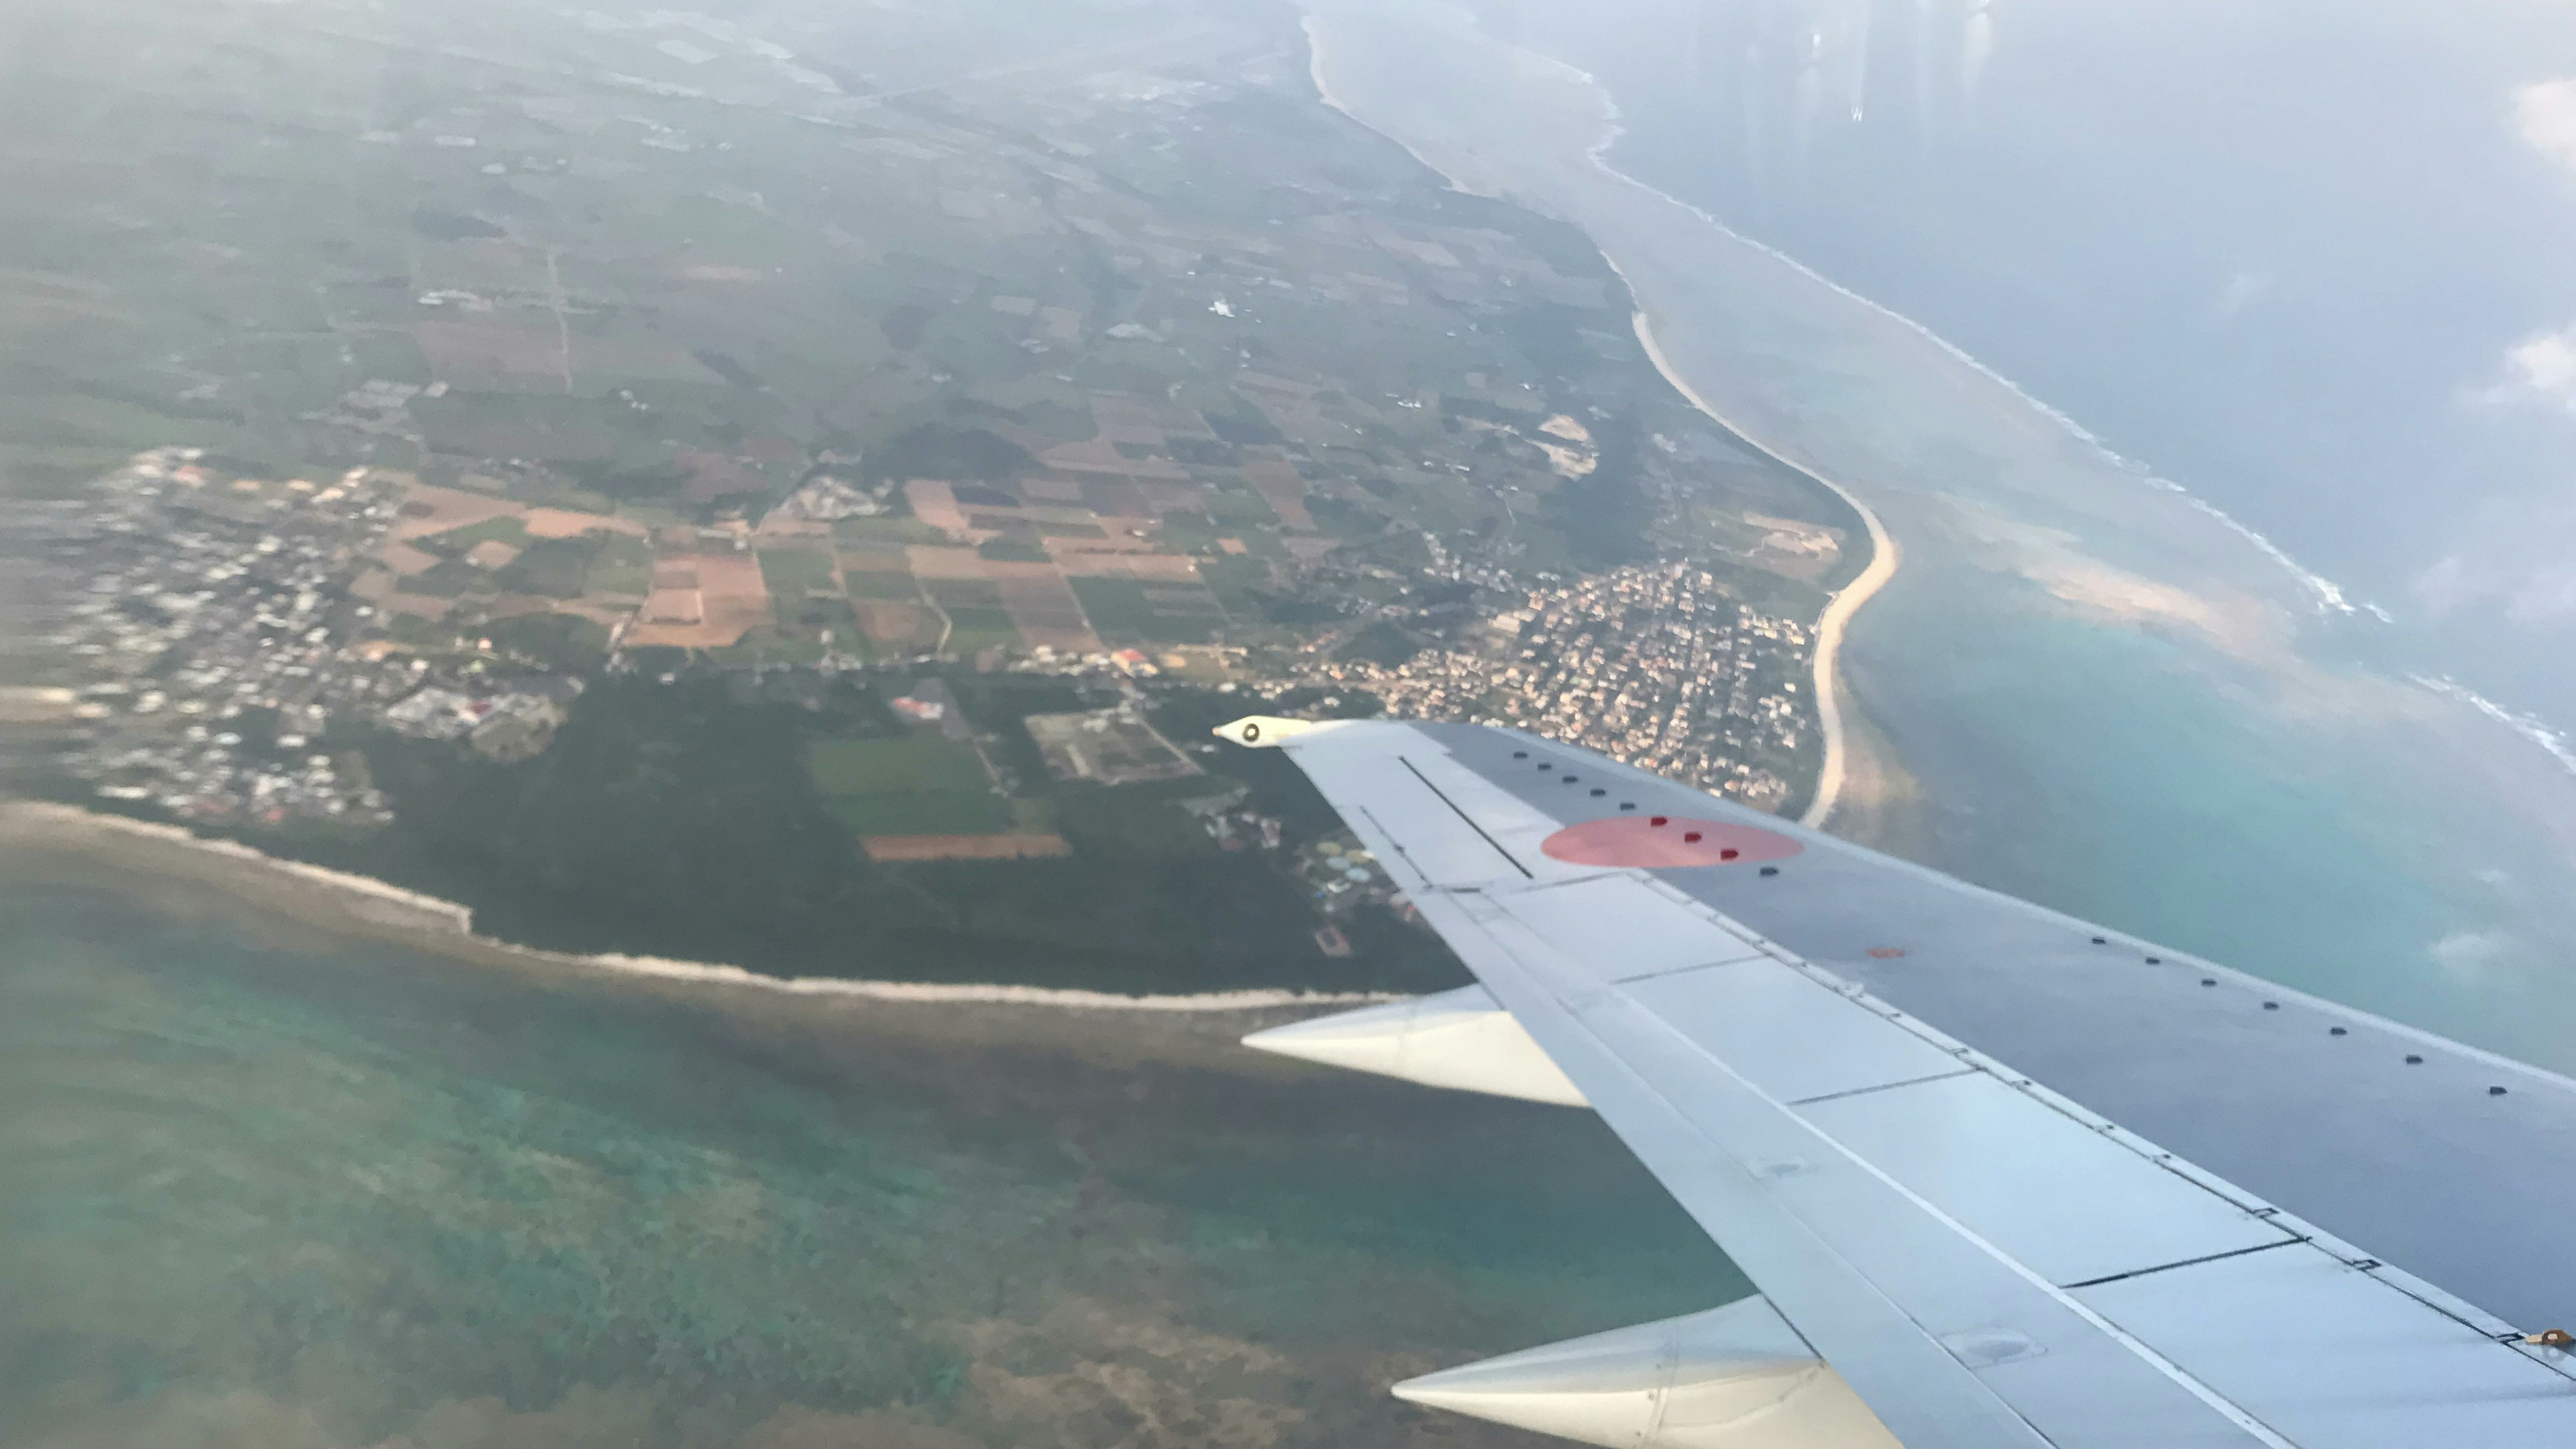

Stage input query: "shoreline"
[
  {"left": 2, "top": 800, "right": 1402, "bottom": 1016},
  {"left": 1302, "top": 7, "right": 1900, "bottom": 833},
  {"left": 1625, "top": 311, "right": 1899, "bottom": 830},
  {"left": 1302, "top": 15, "right": 1501, "bottom": 201}
]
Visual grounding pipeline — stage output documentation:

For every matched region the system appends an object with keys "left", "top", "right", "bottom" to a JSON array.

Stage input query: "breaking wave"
[
  {"left": 2412, "top": 676, "right": 2576, "bottom": 779},
  {"left": 1547, "top": 60, "right": 2387, "bottom": 624}
]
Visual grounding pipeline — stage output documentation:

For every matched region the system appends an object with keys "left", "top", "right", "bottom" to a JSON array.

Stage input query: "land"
[{"left": 1, "top": 0, "right": 1868, "bottom": 991}]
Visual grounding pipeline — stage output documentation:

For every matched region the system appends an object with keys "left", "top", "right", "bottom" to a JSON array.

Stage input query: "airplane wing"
[{"left": 1222, "top": 715, "right": 2576, "bottom": 1448}]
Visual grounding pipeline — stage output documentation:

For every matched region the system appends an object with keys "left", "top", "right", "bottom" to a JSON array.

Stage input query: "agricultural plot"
[
  {"left": 806, "top": 735, "right": 1014, "bottom": 836},
  {"left": 1068, "top": 578, "right": 1227, "bottom": 645}
]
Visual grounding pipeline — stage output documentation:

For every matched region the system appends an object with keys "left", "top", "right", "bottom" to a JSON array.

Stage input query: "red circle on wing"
[{"left": 1540, "top": 816, "right": 1803, "bottom": 869}]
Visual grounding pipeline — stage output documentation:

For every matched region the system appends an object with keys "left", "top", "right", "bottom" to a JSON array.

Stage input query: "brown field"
[
  {"left": 1039, "top": 437, "right": 1189, "bottom": 480},
  {"left": 678, "top": 449, "right": 765, "bottom": 504},
  {"left": 1076, "top": 475, "right": 1155, "bottom": 523},
  {"left": 568, "top": 334, "right": 728, "bottom": 385},
  {"left": 1093, "top": 392, "right": 1216, "bottom": 444},
  {"left": 1090, "top": 394, "right": 1167, "bottom": 446},
  {"left": 1045, "top": 534, "right": 1161, "bottom": 556},
  {"left": 996, "top": 573, "right": 1101, "bottom": 653},
  {"left": 853, "top": 598, "right": 934, "bottom": 647},
  {"left": 378, "top": 540, "right": 441, "bottom": 575},
  {"left": 416, "top": 318, "right": 565, "bottom": 382},
  {"left": 905, "top": 545, "right": 991, "bottom": 580},
  {"left": 1137, "top": 480, "right": 1211, "bottom": 517},
  {"left": 523, "top": 506, "right": 646, "bottom": 539},
  {"left": 1019, "top": 475, "right": 1087, "bottom": 502},
  {"left": 859, "top": 833, "right": 1071, "bottom": 861},
  {"left": 903, "top": 480, "right": 971, "bottom": 536},
  {"left": 387, "top": 482, "right": 519, "bottom": 541},
  {"left": 1234, "top": 370, "right": 1321, "bottom": 400},
  {"left": 837, "top": 546, "right": 910, "bottom": 574},
  {"left": 1051, "top": 547, "right": 1203, "bottom": 582},
  {"left": 1241, "top": 460, "right": 1313, "bottom": 529},
  {"left": 753, "top": 517, "right": 835, "bottom": 544},
  {"left": 1244, "top": 393, "right": 1345, "bottom": 450},
  {"left": 383, "top": 592, "right": 454, "bottom": 622},
  {"left": 640, "top": 589, "right": 704, "bottom": 625},
  {"left": 623, "top": 550, "right": 766, "bottom": 647}
]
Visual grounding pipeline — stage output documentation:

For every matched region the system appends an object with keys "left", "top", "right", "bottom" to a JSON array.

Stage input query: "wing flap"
[
  {"left": 1416, "top": 880, "right": 2271, "bottom": 1448},
  {"left": 1795, "top": 1070, "right": 2297, "bottom": 1289}
]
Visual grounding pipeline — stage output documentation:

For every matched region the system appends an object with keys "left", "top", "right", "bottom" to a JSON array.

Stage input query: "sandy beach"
[
  {"left": 1625, "top": 313, "right": 1900, "bottom": 830},
  {"left": 1311, "top": 7, "right": 1906, "bottom": 834}
]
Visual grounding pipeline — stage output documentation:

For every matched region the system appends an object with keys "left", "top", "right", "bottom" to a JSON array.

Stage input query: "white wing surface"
[{"left": 1228, "top": 716, "right": 2576, "bottom": 1449}]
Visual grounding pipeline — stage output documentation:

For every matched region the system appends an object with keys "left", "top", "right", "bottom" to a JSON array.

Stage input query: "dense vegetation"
[{"left": 271, "top": 674, "right": 1467, "bottom": 994}]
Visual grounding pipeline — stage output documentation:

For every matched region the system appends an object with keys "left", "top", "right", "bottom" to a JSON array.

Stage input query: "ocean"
[
  {"left": 0, "top": 861, "right": 1734, "bottom": 1448},
  {"left": 1303, "top": 0, "right": 2576, "bottom": 1073}
]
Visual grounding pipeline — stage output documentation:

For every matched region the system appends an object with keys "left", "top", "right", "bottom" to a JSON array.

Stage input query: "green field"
[
  {"left": 756, "top": 547, "right": 838, "bottom": 596},
  {"left": 495, "top": 536, "right": 600, "bottom": 598},
  {"left": 843, "top": 569, "right": 920, "bottom": 600},
  {"left": 941, "top": 604, "right": 1021, "bottom": 655},
  {"left": 922, "top": 578, "right": 1006, "bottom": 608},
  {"left": 424, "top": 515, "right": 529, "bottom": 554},
  {"left": 806, "top": 735, "right": 1012, "bottom": 835},
  {"left": 1068, "top": 578, "right": 1225, "bottom": 644}
]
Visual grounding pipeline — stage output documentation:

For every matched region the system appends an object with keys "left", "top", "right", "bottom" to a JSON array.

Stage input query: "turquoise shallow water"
[
  {"left": 1844, "top": 568, "right": 2576, "bottom": 1069},
  {"left": 0, "top": 871, "right": 1735, "bottom": 1448}
]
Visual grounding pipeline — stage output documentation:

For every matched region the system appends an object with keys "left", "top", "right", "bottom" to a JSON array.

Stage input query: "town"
[
  {"left": 1297, "top": 561, "right": 1814, "bottom": 811},
  {"left": 23, "top": 439, "right": 1824, "bottom": 835}
]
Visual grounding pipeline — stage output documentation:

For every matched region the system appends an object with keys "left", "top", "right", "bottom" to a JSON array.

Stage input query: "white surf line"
[
  {"left": 1302, "top": 15, "right": 1502, "bottom": 201},
  {"left": 17, "top": 803, "right": 1403, "bottom": 1013},
  {"left": 1411, "top": 11, "right": 2379, "bottom": 626},
  {"left": 1301, "top": 11, "right": 1896, "bottom": 831},
  {"left": 1625, "top": 314, "right": 1898, "bottom": 831},
  {"left": 2410, "top": 676, "right": 2576, "bottom": 780},
  {"left": 1568, "top": 121, "right": 2379, "bottom": 623}
]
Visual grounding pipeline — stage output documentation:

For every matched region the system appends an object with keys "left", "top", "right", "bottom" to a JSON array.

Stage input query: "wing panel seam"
[
  {"left": 1450, "top": 896, "right": 2306, "bottom": 1449},
  {"left": 2056, "top": 1239, "right": 2304, "bottom": 1292},
  {"left": 1397, "top": 755, "right": 1532, "bottom": 879},
  {"left": 1786, "top": 1067, "right": 1980, "bottom": 1108}
]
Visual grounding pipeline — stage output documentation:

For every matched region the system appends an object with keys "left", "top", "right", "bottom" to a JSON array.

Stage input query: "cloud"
[
  {"left": 2212, "top": 271, "right": 2272, "bottom": 319},
  {"left": 2413, "top": 491, "right": 2576, "bottom": 625},
  {"left": 2430, "top": 928, "right": 2510, "bottom": 979},
  {"left": 2518, "top": 76, "right": 2576, "bottom": 173},
  {"left": 2482, "top": 320, "right": 2576, "bottom": 413},
  {"left": 2506, "top": 563, "right": 2576, "bottom": 623}
]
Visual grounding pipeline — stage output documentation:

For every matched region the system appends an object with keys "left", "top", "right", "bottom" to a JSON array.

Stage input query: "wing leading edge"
[{"left": 1226, "top": 716, "right": 2576, "bottom": 1449}]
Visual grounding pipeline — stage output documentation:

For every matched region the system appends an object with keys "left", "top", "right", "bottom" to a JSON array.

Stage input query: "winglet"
[{"left": 1212, "top": 714, "right": 1343, "bottom": 748}]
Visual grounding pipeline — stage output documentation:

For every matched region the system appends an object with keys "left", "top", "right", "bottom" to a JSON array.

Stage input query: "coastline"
[
  {"left": 1307, "top": 7, "right": 1902, "bottom": 833},
  {"left": 1625, "top": 311, "right": 1899, "bottom": 830},
  {"left": 1303, "top": 14, "right": 1502, "bottom": 200},
  {"left": 2, "top": 800, "right": 1401, "bottom": 1016}
]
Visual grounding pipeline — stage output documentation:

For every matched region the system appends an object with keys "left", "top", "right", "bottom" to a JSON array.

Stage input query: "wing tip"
[{"left": 1212, "top": 714, "right": 1354, "bottom": 748}]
